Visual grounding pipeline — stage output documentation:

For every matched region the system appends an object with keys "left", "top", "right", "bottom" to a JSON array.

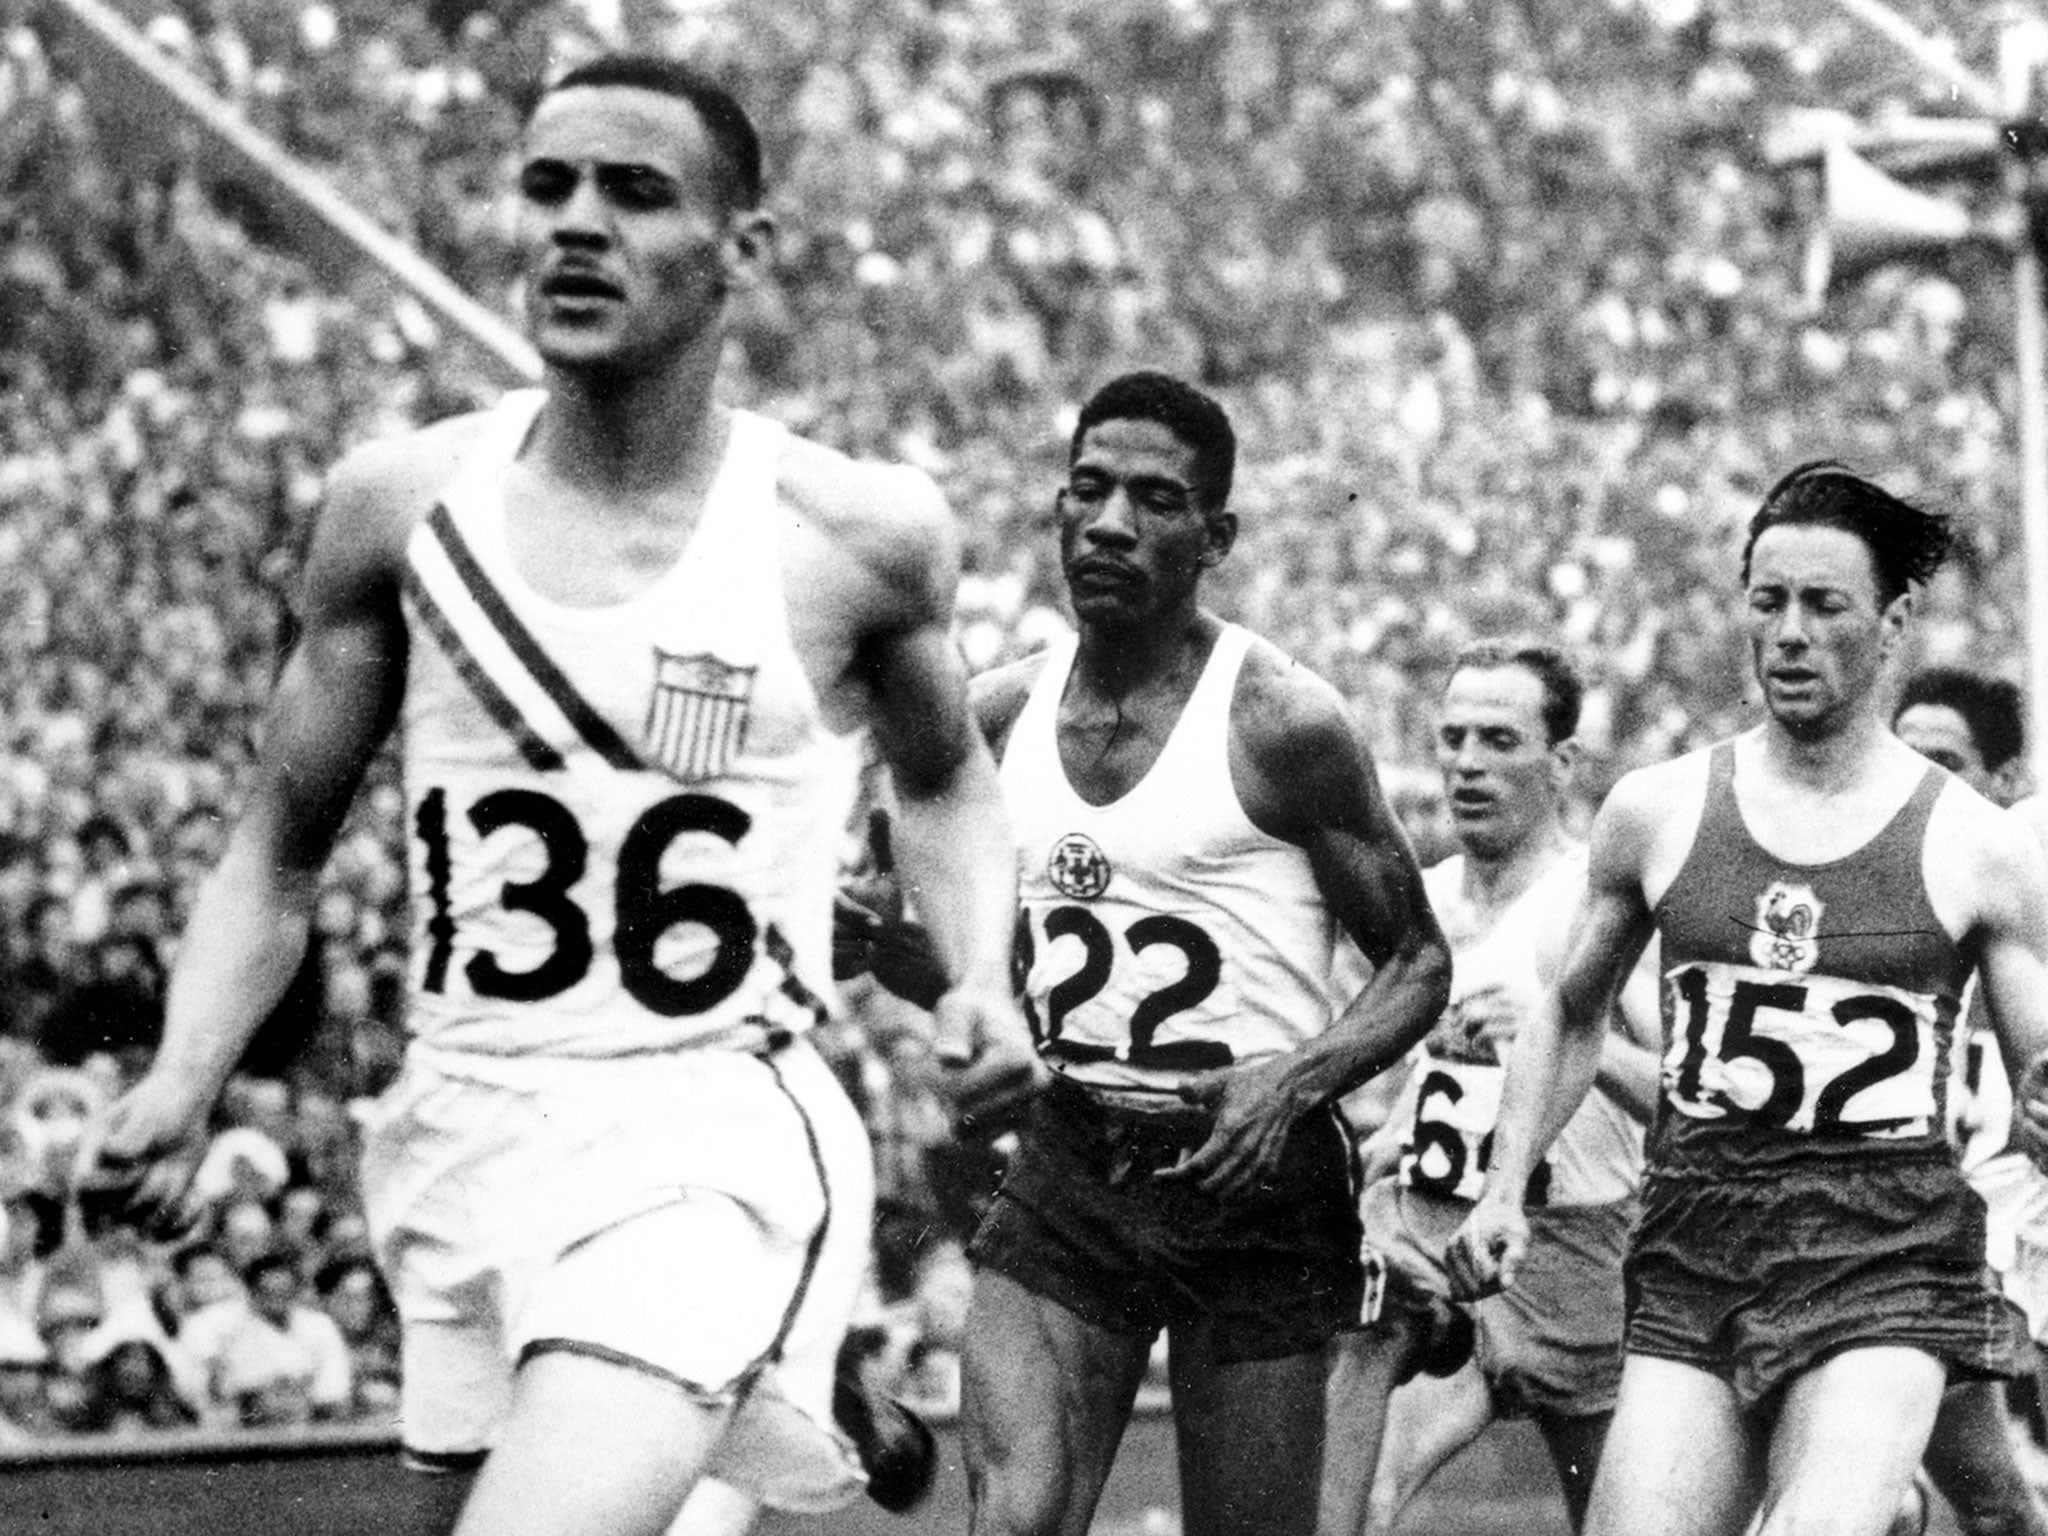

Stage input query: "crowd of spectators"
[{"left": 0, "top": 0, "right": 2034, "bottom": 1439}]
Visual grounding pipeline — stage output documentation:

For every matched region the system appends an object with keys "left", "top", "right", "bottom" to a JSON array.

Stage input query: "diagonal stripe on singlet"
[
  {"left": 402, "top": 567, "right": 565, "bottom": 772},
  {"left": 423, "top": 503, "right": 647, "bottom": 772}
]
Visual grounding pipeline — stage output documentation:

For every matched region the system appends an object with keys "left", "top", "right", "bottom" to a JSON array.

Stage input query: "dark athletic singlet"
[{"left": 1650, "top": 742, "right": 1971, "bottom": 1177}]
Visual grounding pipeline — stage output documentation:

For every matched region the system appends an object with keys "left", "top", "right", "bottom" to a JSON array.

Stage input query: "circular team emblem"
[{"left": 1047, "top": 833, "right": 1111, "bottom": 900}]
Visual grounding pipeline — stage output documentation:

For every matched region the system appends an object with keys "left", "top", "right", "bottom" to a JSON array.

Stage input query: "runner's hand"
[
  {"left": 79, "top": 1074, "right": 215, "bottom": 1242},
  {"left": 1159, "top": 1058, "right": 1303, "bottom": 1200},
  {"left": 2012, "top": 1052, "right": 2048, "bottom": 1173},
  {"left": 933, "top": 987, "right": 1046, "bottom": 1140},
  {"left": 1445, "top": 1193, "right": 1529, "bottom": 1300}
]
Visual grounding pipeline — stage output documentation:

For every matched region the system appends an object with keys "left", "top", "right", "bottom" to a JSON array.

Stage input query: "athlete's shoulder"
[
  {"left": 1927, "top": 766, "right": 2034, "bottom": 872},
  {"left": 1596, "top": 739, "right": 1717, "bottom": 899},
  {"left": 970, "top": 644, "right": 1062, "bottom": 756},
  {"left": 319, "top": 405, "right": 501, "bottom": 552},
  {"left": 777, "top": 427, "right": 955, "bottom": 598},
  {"left": 1230, "top": 627, "right": 1358, "bottom": 762},
  {"left": 301, "top": 404, "right": 503, "bottom": 604},
  {"left": 1602, "top": 741, "right": 1715, "bottom": 833}
]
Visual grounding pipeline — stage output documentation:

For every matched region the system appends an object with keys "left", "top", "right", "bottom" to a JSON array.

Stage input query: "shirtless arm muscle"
[{"left": 94, "top": 437, "right": 421, "bottom": 1227}]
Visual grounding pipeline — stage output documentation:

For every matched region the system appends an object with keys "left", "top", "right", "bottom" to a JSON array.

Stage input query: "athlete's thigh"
[
  {"left": 1318, "top": 1316, "right": 1433, "bottom": 1536},
  {"left": 1922, "top": 1379, "right": 2048, "bottom": 1536},
  {"left": 1584, "top": 1355, "right": 1762, "bottom": 1536},
  {"left": 1170, "top": 1328, "right": 1329, "bottom": 1536},
  {"left": 452, "top": 1349, "right": 732, "bottom": 1536},
  {"left": 962, "top": 1267, "right": 1154, "bottom": 1536},
  {"left": 1757, "top": 1346, "right": 1946, "bottom": 1536}
]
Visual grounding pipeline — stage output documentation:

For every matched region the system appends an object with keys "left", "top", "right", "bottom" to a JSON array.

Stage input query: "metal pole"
[
  {"left": 2003, "top": 17, "right": 2048, "bottom": 790},
  {"left": 1828, "top": 0, "right": 2004, "bottom": 116}
]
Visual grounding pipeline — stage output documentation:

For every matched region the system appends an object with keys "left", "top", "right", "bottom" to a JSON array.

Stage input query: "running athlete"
[
  {"left": 1320, "top": 640, "right": 1660, "bottom": 1536},
  {"left": 1892, "top": 667, "right": 2048, "bottom": 1536},
  {"left": 85, "top": 54, "right": 1036, "bottom": 1536},
  {"left": 962, "top": 371, "right": 1452, "bottom": 1536},
  {"left": 1448, "top": 463, "right": 2048, "bottom": 1536}
]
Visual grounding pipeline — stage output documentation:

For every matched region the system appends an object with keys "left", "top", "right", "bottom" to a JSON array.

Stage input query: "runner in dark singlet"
[{"left": 1448, "top": 463, "right": 2048, "bottom": 1536}]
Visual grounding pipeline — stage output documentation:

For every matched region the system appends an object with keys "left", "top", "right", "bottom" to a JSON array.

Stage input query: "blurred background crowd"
[{"left": 0, "top": 0, "right": 2033, "bottom": 1439}]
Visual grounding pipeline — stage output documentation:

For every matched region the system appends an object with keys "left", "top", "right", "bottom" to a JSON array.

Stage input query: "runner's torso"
[
  {"left": 1000, "top": 626, "right": 1338, "bottom": 1095},
  {"left": 1398, "top": 849, "right": 1643, "bottom": 1206},
  {"left": 399, "top": 392, "right": 862, "bottom": 1067},
  {"left": 1651, "top": 740, "right": 1969, "bottom": 1175}
]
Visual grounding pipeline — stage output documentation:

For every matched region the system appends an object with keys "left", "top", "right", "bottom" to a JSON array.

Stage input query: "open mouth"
[{"left": 539, "top": 270, "right": 625, "bottom": 304}]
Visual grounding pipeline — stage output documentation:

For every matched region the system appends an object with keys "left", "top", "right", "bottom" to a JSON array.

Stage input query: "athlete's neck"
[
  {"left": 1071, "top": 608, "right": 1219, "bottom": 705},
  {"left": 1461, "top": 818, "right": 1574, "bottom": 913},
  {"left": 534, "top": 336, "right": 727, "bottom": 500},
  {"left": 1760, "top": 708, "right": 1894, "bottom": 795}
]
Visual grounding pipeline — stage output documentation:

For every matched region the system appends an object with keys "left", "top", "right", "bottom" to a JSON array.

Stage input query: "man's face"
[
  {"left": 1058, "top": 418, "right": 1230, "bottom": 631},
  {"left": 516, "top": 86, "right": 749, "bottom": 373},
  {"left": 1894, "top": 702, "right": 1998, "bottom": 798},
  {"left": 1744, "top": 524, "right": 1903, "bottom": 740},
  {"left": 1435, "top": 665, "right": 1566, "bottom": 861}
]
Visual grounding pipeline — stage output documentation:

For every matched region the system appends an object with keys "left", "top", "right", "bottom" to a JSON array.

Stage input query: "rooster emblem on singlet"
[
  {"left": 1750, "top": 881, "right": 1824, "bottom": 973},
  {"left": 1047, "top": 833, "right": 1111, "bottom": 900}
]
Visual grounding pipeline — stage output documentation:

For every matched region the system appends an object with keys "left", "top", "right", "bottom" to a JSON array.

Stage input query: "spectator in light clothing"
[{"left": 187, "top": 1251, "right": 352, "bottom": 1427}]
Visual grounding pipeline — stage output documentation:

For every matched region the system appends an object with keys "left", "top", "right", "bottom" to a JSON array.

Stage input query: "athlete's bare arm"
[
  {"left": 812, "top": 461, "right": 1041, "bottom": 1118},
  {"left": 1446, "top": 765, "right": 1664, "bottom": 1296},
  {"left": 1592, "top": 941, "right": 1665, "bottom": 1125},
  {"left": 1935, "top": 791, "right": 2048, "bottom": 1168},
  {"left": 90, "top": 420, "right": 481, "bottom": 1229},
  {"left": 1161, "top": 642, "right": 1452, "bottom": 1199}
]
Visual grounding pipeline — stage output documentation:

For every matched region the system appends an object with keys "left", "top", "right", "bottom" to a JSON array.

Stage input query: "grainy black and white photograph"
[{"left": 0, "top": 2, "right": 2045, "bottom": 1533}]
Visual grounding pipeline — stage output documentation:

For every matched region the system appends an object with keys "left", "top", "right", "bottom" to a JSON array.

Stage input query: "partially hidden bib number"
[
  {"left": 1398, "top": 1054, "right": 1550, "bottom": 1205},
  {"left": 1664, "top": 961, "right": 1940, "bottom": 1136}
]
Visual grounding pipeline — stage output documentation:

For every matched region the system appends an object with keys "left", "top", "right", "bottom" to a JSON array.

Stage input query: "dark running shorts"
[
  {"left": 1475, "top": 1196, "right": 1634, "bottom": 1420},
  {"left": 968, "top": 1075, "right": 1369, "bottom": 1364},
  {"left": 1625, "top": 1154, "right": 2025, "bottom": 1411},
  {"left": 1360, "top": 1180, "right": 1630, "bottom": 1416}
]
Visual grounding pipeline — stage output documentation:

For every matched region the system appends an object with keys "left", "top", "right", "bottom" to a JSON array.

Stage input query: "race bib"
[
  {"left": 1663, "top": 961, "right": 1941, "bottom": 1137},
  {"left": 1398, "top": 1053, "right": 1505, "bottom": 1202}
]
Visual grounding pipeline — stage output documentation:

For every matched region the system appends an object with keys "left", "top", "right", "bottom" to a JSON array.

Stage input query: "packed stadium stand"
[{"left": 0, "top": 4, "right": 2028, "bottom": 1509}]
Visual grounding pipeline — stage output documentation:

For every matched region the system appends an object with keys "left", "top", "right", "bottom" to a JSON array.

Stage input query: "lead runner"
[
  {"left": 84, "top": 52, "right": 1037, "bottom": 1536},
  {"left": 1449, "top": 463, "right": 2048, "bottom": 1536}
]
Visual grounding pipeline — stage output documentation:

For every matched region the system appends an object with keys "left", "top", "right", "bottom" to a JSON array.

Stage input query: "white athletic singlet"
[
  {"left": 398, "top": 392, "right": 863, "bottom": 1064},
  {"left": 1396, "top": 848, "right": 1643, "bottom": 1206},
  {"left": 1000, "top": 625, "right": 1339, "bottom": 1094}
]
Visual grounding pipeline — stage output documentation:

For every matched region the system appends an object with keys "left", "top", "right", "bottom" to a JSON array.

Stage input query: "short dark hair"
[
  {"left": 1741, "top": 461, "right": 1954, "bottom": 606},
  {"left": 1450, "top": 639, "right": 1584, "bottom": 745},
  {"left": 1894, "top": 666, "right": 2024, "bottom": 772},
  {"left": 540, "top": 54, "right": 763, "bottom": 212},
  {"left": 1072, "top": 371, "right": 1236, "bottom": 512}
]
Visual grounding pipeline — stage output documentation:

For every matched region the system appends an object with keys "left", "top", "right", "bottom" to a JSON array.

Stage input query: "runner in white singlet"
[
  {"left": 1321, "top": 640, "right": 1660, "bottom": 1536},
  {"left": 962, "top": 372, "right": 1452, "bottom": 1536},
  {"left": 87, "top": 54, "right": 1038, "bottom": 1536}
]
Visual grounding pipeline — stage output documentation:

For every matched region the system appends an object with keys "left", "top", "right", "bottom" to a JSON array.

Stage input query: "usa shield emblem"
[{"left": 644, "top": 650, "right": 756, "bottom": 782}]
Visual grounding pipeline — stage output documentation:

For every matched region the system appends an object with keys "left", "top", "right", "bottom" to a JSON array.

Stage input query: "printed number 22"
[
  {"left": 415, "top": 786, "right": 756, "bottom": 1017},
  {"left": 1015, "top": 904, "right": 1231, "bottom": 1070}
]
